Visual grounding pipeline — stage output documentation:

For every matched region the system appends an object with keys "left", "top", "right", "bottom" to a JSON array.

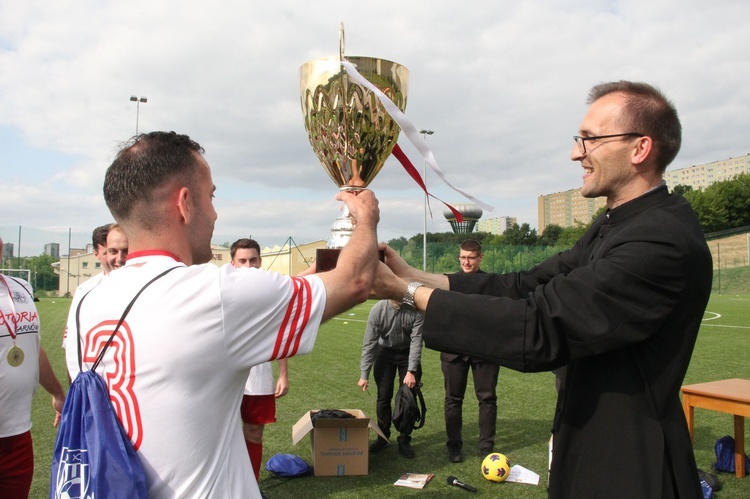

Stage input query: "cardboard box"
[{"left": 292, "top": 409, "right": 386, "bottom": 476}]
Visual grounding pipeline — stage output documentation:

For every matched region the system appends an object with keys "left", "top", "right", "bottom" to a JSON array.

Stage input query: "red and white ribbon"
[{"left": 341, "top": 60, "right": 495, "bottom": 221}]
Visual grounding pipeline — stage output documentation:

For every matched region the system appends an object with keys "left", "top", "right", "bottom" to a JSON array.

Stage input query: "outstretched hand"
[
  {"left": 379, "top": 243, "right": 411, "bottom": 278},
  {"left": 370, "top": 244, "right": 408, "bottom": 302}
]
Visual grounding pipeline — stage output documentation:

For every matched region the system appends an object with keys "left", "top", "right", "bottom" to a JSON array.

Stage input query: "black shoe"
[
  {"left": 398, "top": 440, "right": 416, "bottom": 458},
  {"left": 480, "top": 446, "right": 493, "bottom": 457},
  {"left": 369, "top": 437, "right": 389, "bottom": 453},
  {"left": 448, "top": 449, "right": 463, "bottom": 463}
]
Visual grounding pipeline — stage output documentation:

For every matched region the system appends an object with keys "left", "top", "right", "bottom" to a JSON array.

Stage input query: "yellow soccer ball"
[{"left": 481, "top": 452, "right": 511, "bottom": 482}]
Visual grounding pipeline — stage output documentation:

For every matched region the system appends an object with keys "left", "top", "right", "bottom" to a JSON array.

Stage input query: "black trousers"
[
  {"left": 373, "top": 347, "right": 422, "bottom": 441},
  {"left": 441, "top": 353, "right": 499, "bottom": 451}
]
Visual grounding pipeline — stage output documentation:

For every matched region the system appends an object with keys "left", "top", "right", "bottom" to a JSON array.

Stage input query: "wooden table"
[{"left": 682, "top": 378, "right": 750, "bottom": 479}]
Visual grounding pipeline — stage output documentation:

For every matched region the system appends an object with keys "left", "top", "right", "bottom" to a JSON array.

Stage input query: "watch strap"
[{"left": 402, "top": 282, "right": 424, "bottom": 308}]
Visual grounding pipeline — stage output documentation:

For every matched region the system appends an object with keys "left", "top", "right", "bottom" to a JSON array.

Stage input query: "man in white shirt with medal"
[{"left": 0, "top": 236, "right": 66, "bottom": 498}]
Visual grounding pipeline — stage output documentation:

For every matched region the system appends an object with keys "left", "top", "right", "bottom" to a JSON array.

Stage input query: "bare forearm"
[
  {"left": 39, "top": 347, "right": 66, "bottom": 422},
  {"left": 407, "top": 271, "right": 449, "bottom": 291},
  {"left": 38, "top": 347, "right": 65, "bottom": 399},
  {"left": 413, "top": 286, "right": 433, "bottom": 312},
  {"left": 320, "top": 235, "right": 376, "bottom": 319},
  {"left": 277, "top": 358, "right": 288, "bottom": 378},
  {"left": 319, "top": 191, "right": 380, "bottom": 320}
]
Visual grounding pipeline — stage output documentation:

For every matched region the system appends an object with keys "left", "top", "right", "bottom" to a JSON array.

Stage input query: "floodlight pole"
[
  {"left": 129, "top": 95, "right": 148, "bottom": 134},
  {"left": 419, "top": 129, "right": 434, "bottom": 271}
]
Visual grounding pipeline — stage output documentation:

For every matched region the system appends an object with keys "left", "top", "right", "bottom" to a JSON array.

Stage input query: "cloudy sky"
[{"left": 1, "top": 0, "right": 748, "bottom": 256}]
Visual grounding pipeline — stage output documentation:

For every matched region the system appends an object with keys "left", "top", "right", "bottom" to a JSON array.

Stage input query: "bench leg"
[{"left": 735, "top": 415, "right": 745, "bottom": 479}]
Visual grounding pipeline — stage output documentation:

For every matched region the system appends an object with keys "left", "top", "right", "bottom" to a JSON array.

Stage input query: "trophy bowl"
[{"left": 300, "top": 55, "right": 409, "bottom": 271}]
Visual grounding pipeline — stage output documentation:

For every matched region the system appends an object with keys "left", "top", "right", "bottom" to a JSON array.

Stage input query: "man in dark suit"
[
  {"left": 441, "top": 239, "right": 500, "bottom": 463},
  {"left": 373, "top": 81, "right": 712, "bottom": 498}
]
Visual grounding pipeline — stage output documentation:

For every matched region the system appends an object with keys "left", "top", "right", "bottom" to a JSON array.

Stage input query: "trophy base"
[{"left": 316, "top": 248, "right": 386, "bottom": 273}]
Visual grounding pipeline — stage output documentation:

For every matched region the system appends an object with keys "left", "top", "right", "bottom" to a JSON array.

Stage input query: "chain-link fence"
[{"left": 397, "top": 241, "right": 749, "bottom": 295}]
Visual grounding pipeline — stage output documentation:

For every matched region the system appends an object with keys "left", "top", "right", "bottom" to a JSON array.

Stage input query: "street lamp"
[
  {"left": 419, "top": 129, "right": 434, "bottom": 271},
  {"left": 129, "top": 96, "right": 148, "bottom": 135}
]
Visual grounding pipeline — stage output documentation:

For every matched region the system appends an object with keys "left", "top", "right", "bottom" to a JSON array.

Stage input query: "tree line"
[
  {"left": 678, "top": 172, "right": 750, "bottom": 233},
  {"left": 0, "top": 253, "right": 59, "bottom": 293}
]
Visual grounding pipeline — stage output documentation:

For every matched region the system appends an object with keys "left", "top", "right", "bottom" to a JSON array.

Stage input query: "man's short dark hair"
[
  {"left": 230, "top": 238, "right": 261, "bottom": 259},
  {"left": 104, "top": 131, "right": 205, "bottom": 225},
  {"left": 587, "top": 81, "right": 681, "bottom": 172},
  {"left": 460, "top": 239, "right": 482, "bottom": 254},
  {"left": 92, "top": 224, "right": 111, "bottom": 248}
]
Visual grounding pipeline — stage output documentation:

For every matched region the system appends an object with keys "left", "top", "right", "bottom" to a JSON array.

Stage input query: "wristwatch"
[{"left": 402, "top": 282, "right": 424, "bottom": 309}]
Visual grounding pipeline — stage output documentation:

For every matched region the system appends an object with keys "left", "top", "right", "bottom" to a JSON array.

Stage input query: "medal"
[
  {"left": 2, "top": 274, "right": 26, "bottom": 367},
  {"left": 7, "top": 344, "right": 24, "bottom": 366}
]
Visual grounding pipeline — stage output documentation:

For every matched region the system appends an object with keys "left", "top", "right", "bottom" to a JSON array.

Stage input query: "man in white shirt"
[
  {"left": 105, "top": 224, "right": 128, "bottom": 270},
  {"left": 1, "top": 237, "right": 66, "bottom": 498},
  {"left": 230, "top": 238, "right": 289, "bottom": 482},
  {"left": 91, "top": 224, "right": 112, "bottom": 275},
  {"left": 63, "top": 131, "right": 380, "bottom": 499}
]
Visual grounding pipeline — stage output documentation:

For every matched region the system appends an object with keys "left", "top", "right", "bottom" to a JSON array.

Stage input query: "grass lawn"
[{"left": 30, "top": 294, "right": 750, "bottom": 498}]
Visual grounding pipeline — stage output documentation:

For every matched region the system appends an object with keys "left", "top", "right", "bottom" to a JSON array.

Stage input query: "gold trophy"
[{"left": 300, "top": 25, "right": 409, "bottom": 271}]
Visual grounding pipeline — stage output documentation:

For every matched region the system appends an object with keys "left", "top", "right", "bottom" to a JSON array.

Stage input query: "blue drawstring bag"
[
  {"left": 266, "top": 454, "right": 312, "bottom": 477},
  {"left": 50, "top": 371, "right": 148, "bottom": 498},
  {"left": 713, "top": 435, "right": 750, "bottom": 474}
]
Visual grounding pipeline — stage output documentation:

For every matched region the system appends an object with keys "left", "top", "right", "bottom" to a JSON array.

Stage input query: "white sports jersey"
[
  {"left": 62, "top": 272, "right": 107, "bottom": 347},
  {"left": 245, "top": 362, "right": 274, "bottom": 396},
  {"left": 75, "top": 271, "right": 106, "bottom": 296},
  {"left": 64, "top": 254, "right": 326, "bottom": 498},
  {"left": 0, "top": 275, "right": 41, "bottom": 438}
]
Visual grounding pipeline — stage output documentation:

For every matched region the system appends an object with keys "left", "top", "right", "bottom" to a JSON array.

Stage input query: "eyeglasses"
[
  {"left": 459, "top": 255, "right": 480, "bottom": 262},
  {"left": 573, "top": 133, "right": 644, "bottom": 155}
]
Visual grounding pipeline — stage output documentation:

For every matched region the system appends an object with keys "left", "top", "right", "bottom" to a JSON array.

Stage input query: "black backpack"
[{"left": 392, "top": 382, "right": 426, "bottom": 433}]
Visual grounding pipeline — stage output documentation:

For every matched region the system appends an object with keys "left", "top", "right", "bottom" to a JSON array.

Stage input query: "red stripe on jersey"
[
  {"left": 271, "top": 277, "right": 313, "bottom": 360},
  {"left": 286, "top": 277, "right": 312, "bottom": 356},
  {"left": 281, "top": 277, "right": 312, "bottom": 357}
]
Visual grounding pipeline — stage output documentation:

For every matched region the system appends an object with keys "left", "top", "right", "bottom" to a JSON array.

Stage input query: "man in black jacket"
[
  {"left": 441, "top": 240, "right": 500, "bottom": 462},
  {"left": 373, "top": 81, "right": 712, "bottom": 498}
]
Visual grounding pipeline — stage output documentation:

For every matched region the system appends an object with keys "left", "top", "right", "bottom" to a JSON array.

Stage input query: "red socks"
[{"left": 246, "top": 441, "right": 263, "bottom": 480}]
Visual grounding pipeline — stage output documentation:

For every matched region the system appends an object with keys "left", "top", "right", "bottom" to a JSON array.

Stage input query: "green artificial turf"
[{"left": 29, "top": 294, "right": 750, "bottom": 498}]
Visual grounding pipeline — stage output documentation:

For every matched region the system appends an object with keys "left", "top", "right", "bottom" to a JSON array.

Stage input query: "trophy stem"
[
  {"left": 325, "top": 185, "right": 363, "bottom": 250},
  {"left": 317, "top": 185, "right": 384, "bottom": 272}
]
